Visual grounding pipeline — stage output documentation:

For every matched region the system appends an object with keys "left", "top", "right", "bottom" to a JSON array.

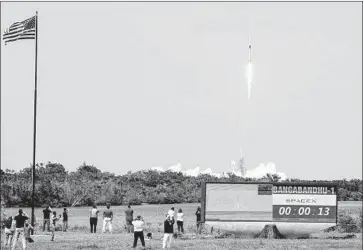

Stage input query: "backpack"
[{"left": 5, "top": 216, "right": 13, "bottom": 229}]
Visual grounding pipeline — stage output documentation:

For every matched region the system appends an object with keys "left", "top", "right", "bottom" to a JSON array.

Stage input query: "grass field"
[
  {"left": 1, "top": 202, "right": 362, "bottom": 249},
  {"left": 6, "top": 233, "right": 361, "bottom": 250}
]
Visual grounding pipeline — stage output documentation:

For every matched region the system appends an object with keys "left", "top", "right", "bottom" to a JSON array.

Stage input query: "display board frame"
[{"left": 201, "top": 181, "right": 338, "bottom": 224}]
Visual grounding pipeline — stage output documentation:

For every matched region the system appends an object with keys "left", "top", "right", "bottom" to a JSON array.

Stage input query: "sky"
[{"left": 1, "top": 2, "right": 362, "bottom": 180}]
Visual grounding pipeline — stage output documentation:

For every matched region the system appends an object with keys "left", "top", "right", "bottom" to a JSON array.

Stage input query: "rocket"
[
  {"left": 248, "top": 37, "right": 252, "bottom": 62},
  {"left": 246, "top": 37, "right": 253, "bottom": 100}
]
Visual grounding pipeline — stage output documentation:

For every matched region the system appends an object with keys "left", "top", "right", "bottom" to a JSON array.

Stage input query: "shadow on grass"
[{"left": 77, "top": 244, "right": 99, "bottom": 249}]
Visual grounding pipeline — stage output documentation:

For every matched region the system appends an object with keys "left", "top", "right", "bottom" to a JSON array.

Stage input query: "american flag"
[{"left": 3, "top": 16, "right": 36, "bottom": 45}]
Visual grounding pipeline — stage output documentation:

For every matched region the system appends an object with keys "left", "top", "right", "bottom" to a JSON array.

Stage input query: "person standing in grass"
[
  {"left": 50, "top": 211, "right": 59, "bottom": 241},
  {"left": 102, "top": 203, "right": 113, "bottom": 234},
  {"left": 167, "top": 207, "right": 175, "bottom": 220},
  {"left": 163, "top": 214, "right": 174, "bottom": 249},
  {"left": 132, "top": 215, "right": 145, "bottom": 249},
  {"left": 4, "top": 215, "right": 15, "bottom": 249},
  {"left": 125, "top": 205, "right": 134, "bottom": 234},
  {"left": 89, "top": 204, "right": 99, "bottom": 233},
  {"left": 196, "top": 206, "right": 202, "bottom": 234},
  {"left": 11, "top": 209, "right": 29, "bottom": 250},
  {"left": 176, "top": 208, "right": 184, "bottom": 233},
  {"left": 24, "top": 222, "right": 34, "bottom": 243},
  {"left": 42, "top": 205, "right": 52, "bottom": 231},
  {"left": 62, "top": 207, "right": 69, "bottom": 232}
]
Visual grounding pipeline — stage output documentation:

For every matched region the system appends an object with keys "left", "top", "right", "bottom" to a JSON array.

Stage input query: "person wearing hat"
[
  {"left": 163, "top": 214, "right": 175, "bottom": 249},
  {"left": 102, "top": 203, "right": 113, "bottom": 234},
  {"left": 12, "top": 209, "right": 29, "bottom": 250},
  {"left": 132, "top": 215, "right": 145, "bottom": 249}
]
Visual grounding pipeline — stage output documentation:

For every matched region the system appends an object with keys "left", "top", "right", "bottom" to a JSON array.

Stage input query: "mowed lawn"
[
  {"left": 2, "top": 202, "right": 362, "bottom": 249},
  {"left": 5, "top": 233, "right": 363, "bottom": 250}
]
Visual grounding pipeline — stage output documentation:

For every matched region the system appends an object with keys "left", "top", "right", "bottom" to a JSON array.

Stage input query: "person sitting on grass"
[
  {"left": 24, "top": 222, "right": 34, "bottom": 243},
  {"left": 132, "top": 215, "right": 146, "bottom": 249}
]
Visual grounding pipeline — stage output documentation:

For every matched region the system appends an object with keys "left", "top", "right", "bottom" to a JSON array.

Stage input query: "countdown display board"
[{"left": 202, "top": 182, "right": 337, "bottom": 224}]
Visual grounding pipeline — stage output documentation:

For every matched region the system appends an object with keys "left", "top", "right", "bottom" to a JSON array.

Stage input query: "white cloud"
[
  {"left": 244, "top": 162, "right": 287, "bottom": 180},
  {"left": 149, "top": 161, "right": 287, "bottom": 180},
  {"left": 150, "top": 166, "right": 164, "bottom": 172}
]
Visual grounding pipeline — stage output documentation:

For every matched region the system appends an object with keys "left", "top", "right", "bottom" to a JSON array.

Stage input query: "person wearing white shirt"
[
  {"left": 167, "top": 207, "right": 175, "bottom": 220},
  {"left": 89, "top": 205, "right": 99, "bottom": 233},
  {"left": 176, "top": 209, "right": 184, "bottom": 233},
  {"left": 132, "top": 216, "right": 145, "bottom": 249}
]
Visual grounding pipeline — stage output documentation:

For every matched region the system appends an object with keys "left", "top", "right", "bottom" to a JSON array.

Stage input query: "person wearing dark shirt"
[
  {"left": 195, "top": 206, "right": 202, "bottom": 234},
  {"left": 125, "top": 205, "right": 134, "bottom": 234},
  {"left": 62, "top": 208, "right": 69, "bottom": 232},
  {"left": 42, "top": 205, "right": 52, "bottom": 231},
  {"left": 163, "top": 214, "right": 174, "bottom": 249},
  {"left": 12, "top": 209, "right": 29, "bottom": 250}
]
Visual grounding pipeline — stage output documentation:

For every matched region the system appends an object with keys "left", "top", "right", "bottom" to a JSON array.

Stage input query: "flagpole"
[{"left": 31, "top": 11, "right": 39, "bottom": 232}]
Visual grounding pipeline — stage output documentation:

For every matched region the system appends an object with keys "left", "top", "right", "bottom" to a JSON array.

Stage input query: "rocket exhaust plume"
[{"left": 246, "top": 37, "right": 254, "bottom": 100}]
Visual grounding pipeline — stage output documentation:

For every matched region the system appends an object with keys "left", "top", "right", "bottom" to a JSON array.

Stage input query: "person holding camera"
[
  {"left": 11, "top": 209, "right": 29, "bottom": 250},
  {"left": 132, "top": 215, "right": 145, "bottom": 249},
  {"left": 4, "top": 215, "right": 15, "bottom": 249},
  {"left": 163, "top": 214, "right": 175, "bottom": 249}
]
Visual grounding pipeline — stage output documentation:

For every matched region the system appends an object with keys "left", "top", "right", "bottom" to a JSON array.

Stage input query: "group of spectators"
[
  {"left": 3, "top": 204, "right": 203, "bottom": 250},
  {"left": 3, "top": 205, "right": 69, "bottom": 250},
  {"left": 4, "top": 209, "right": 33, "bottom": 250},
  {"left": 127, "top": 205, "right": 203, "bottom": 249},
  {"left": 42, "top": 205, "right": 69, "bottom": 234},
  {"left": 86, "top": 203, "right": 203, "bottom": 249}
]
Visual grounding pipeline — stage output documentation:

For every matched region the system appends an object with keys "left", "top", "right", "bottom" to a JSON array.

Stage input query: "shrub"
[{"left": 338, "top": 209, "right": 362, "bottom": 233}]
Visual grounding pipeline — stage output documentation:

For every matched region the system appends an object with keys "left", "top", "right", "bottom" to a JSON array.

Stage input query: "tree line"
[{"left": 0, "top": 162, "right": 361, "bottom": 207}]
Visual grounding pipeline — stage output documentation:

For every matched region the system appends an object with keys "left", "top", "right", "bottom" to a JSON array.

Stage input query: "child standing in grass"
[
  {"left": 50, "top": 211, "right": 59, "bottom": 241},
  {"left": 24, "top": 222, "right": 34, "bottom": 243}
]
